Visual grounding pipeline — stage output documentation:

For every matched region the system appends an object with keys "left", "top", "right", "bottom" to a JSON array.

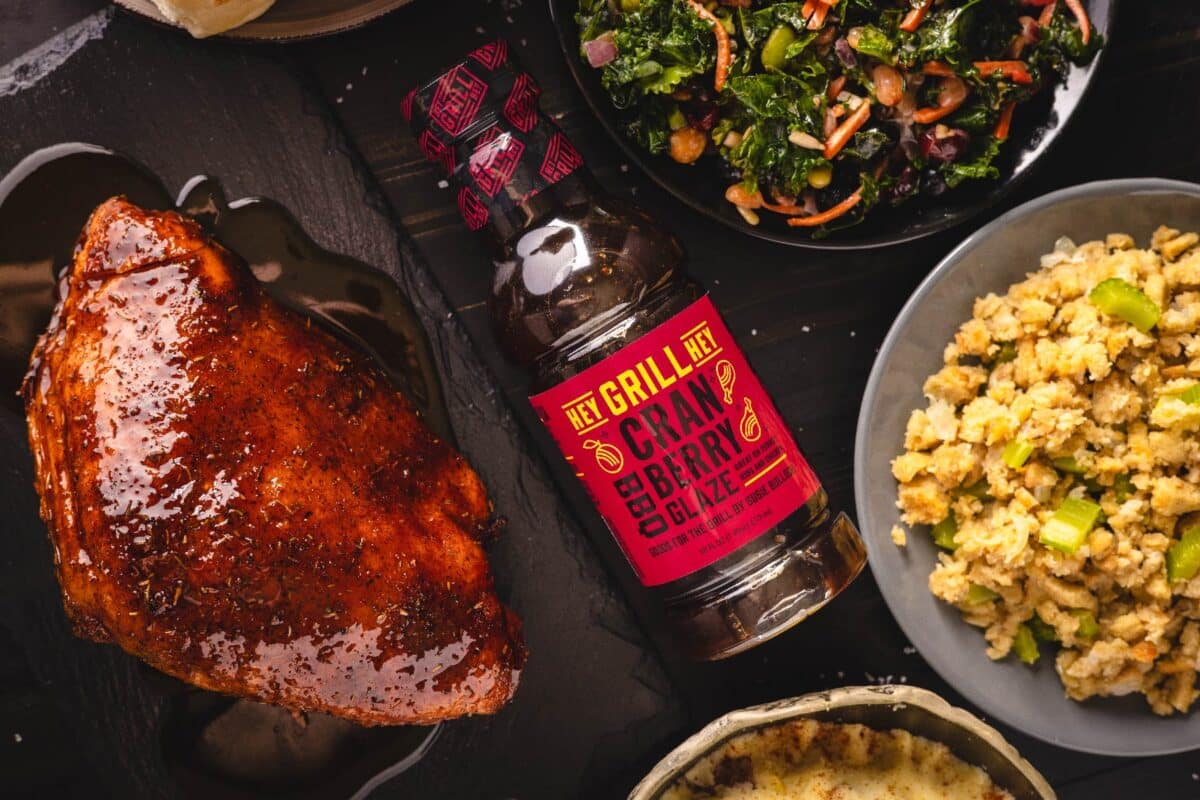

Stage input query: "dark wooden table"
[{"left": 2, "top": 2, "right": 1199, "bottom": 798}]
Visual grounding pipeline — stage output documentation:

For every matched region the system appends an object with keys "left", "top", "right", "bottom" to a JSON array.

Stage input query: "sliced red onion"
[
  {"left": 898, "top": 123, "right": 920, "bottom": 161},
  {"left": 920, "top": 126, "right": 970, "bottom": 163},
  {"left": 834, "top": 38, "right": 857, "bottom": 68},
  {"left": 1019, "top": 15, "right": 1041, "bottom": 44},
  {"left": 584, "top": 33, "right": 618, "bottom": 68}
]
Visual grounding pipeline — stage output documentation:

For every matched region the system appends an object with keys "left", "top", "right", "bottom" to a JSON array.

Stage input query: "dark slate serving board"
[
  {"left": 0, "top": 12, "right": 681, "bottom": 799},
  {"left": 290, "top": 0, "right": 1200, "bottom": 796}
]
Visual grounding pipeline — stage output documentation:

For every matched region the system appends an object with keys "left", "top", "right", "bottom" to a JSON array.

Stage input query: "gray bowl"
[
  {"left": 629, "top": 686, "right": 1055, "bottom": 800},
  {"left": 855, "top": 178, "right": 1200, "bottom": 756}
]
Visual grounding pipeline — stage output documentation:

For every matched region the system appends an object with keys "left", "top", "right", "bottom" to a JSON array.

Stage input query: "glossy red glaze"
[{"left": 23, "top": 198, "right": 523, "bottom": 725}]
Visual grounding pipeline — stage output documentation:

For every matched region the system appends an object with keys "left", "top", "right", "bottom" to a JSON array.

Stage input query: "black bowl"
[{"left": 548, "top": 0, "right": 1116, "bottom": 250}]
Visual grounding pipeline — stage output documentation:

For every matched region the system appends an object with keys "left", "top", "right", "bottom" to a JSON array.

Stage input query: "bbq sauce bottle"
[{"left": 407, "top": 41, "right": 866, "bottom": 660}]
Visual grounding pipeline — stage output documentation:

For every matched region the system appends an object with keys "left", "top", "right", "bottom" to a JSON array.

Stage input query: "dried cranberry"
[
  {"left": 687, "top": 103, "right": 719, "bottom": 131},
  {"left": 919, "top": 126, "right": 970, "bottom": 164}
]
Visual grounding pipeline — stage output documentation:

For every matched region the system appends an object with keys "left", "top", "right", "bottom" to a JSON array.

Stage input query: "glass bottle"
[{"left": 406, "top": 41, "right": 866, "bottom": 660}]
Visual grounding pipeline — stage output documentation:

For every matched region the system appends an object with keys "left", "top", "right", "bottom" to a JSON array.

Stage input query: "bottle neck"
[
  {"left": 404, "top": 43, "right": 690, "bottom": 372},
  {"left": 471, "top": 157, "right": 597, "bottom": 247},
  {"left": 430, "top": 106, "right": 591, "bottom": 243}
]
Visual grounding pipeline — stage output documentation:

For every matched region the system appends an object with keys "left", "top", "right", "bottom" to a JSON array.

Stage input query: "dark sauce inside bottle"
[
  {"left": 0, "top": 143, "right": 441, "bottom": 798},
  {"left": 409, "top": 44, "right": 867, "bottom": 659}
]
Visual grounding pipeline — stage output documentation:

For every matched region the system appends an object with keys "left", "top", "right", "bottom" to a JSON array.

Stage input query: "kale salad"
[{"left": 576, "top": 0, "right": 1101, "bottom": 231}]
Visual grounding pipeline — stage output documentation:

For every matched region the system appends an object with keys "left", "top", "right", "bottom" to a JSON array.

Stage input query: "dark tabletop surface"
[{"left": 2, "top": 2, "right": 1200, "bottom": 798}]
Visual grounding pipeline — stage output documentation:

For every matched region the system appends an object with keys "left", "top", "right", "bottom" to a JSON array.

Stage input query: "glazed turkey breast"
[{"left": 23, "top": 197, "right": 524, "bottom": 725}]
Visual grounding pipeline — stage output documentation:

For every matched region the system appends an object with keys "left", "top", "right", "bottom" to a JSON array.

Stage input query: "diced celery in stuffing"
[
  {"left": 1089, "top": 278, "right": 1160, "bottom": 332},
  {"left": 966, "top": 583, "right": 998, "bottom": 605},
  {"left": 960, "top": 479, "right": 991, "bottom": 500},
  {"left": 1166, "top": 526, "right": 1200, "bottom": 584},
  {"left": 1052, "top": 456, "right": 1088, "bottom": 475},
  {"left": 1071, "top": 610, "right": 1099, "bottom": 640},
  {"left": 1029, "top": 615, "right": 1057, "bottom": 642},
  {"left": 931, "top": 513, "right": 958, "bottom": 551},
  {"left": 1039, "top": 498, "right": 1102, "bottom": 554},
  {"left": 991, "top": 341, "right": 1017, "bottom": 365},
  {"left": 1003, "top": 438, "right": 1035, "bottom": 469},
  {"left": 1013, "top": 624, "right": 1040, "bottom": 665},
  {"left": 1114, "top": 474, "right": 1133, "bottom": 503}
]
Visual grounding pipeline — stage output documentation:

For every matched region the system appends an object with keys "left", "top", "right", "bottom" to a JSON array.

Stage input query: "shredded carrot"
[
  {"left": 830, "top": 104, "right": 846, "bottom": 119},
  {"left": 807, "top": 1, "right": 830, "bottom": 29},
  {"left": 1038, "top": 0, "right": 1057, "bottom": 26},
  {"left": 787, "top": 188, "right": 863, "bottom": 227},
  {"left": 761, "top": 201, "right": 808, "bottom": 216},
  {"left": 900, "top": 0, "right": 933, "bottom": 33},
  {"left": 913, "top": 76, "right": 967, "bottom": 124},
  {"left": 1007, "top": 35, "right": 1026, "bottom": 60},
  {"left": 913, "top": 102, "right": 961, "bottom": 125},
  {"left": 827, "top": 74, "right": 847, "bottom": 101},
  {"left": 823, "top": 100, "right": 872, "bottom": 160},
  {"left": 688, "top": 1, "right": 731, "bottom": 92},
  {"left": 922, "top": 61, "right": 956, "bottom": 77},
  {"left": 801, "top": 0, "right": 817, "bottom": 15},
  {"left": 994, "top": 102, "right": 1016, "bottom": 140},
  {"left": 1064, "top": 0, "right": 1091, "bottom": 44},
  {"left": 974, "top": 60, "right": 1034, "bottom": 85}
]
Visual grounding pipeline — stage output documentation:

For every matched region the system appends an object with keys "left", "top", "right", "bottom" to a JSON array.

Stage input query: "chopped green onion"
[
  {"left": 1089, "top": 278, "right": 1161, "bottom": 332},
  {"left": 1114, "top": 473, "right": 1133, "bottom": 503},
  {"left": 1029, "top": 615, "right": 1058, "bottom": 642},
  {"left": 1166, "top": 526, "right": 1200, "bottom": 584},
  {"left": 960, "top": 479, "right": 991, "bottom": 500},
  {"left": 966, "top": 583, "right": 998, "bottom": 605},
  {"left": 1071, "top": 610, "right": 1099, "bottom": 640},
  {"left": 1003, "top": 439, "right": 1035, "bottom": 469},
  {"left": 1180, "top": 383, "right": 1200, "bottom": 405},
  {"left": 931, "top": 513, "right": 958, "bottom": 551},
  {"left": 1013, "top": 624, "right": 1040, "bottom": 665},
  {"left": 666, "top": 105, "right": 688, "bottom": 131},
  {"left": 991, "top": 341, "right": 1018, "bottom": 365},
  {"left": 1052, "top": 456, "right": 1088, "bottom": 475},
  {"left": 1039, "top": 497, "right": 1103, "bottom": 554},
  {"left": 761, "top": 25, "right": 797, "bottom": 71}
]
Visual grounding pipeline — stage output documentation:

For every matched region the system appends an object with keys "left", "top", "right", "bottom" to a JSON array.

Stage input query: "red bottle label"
[{"left": 530, "top": 296, "right": 820, "bottom": 586}]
